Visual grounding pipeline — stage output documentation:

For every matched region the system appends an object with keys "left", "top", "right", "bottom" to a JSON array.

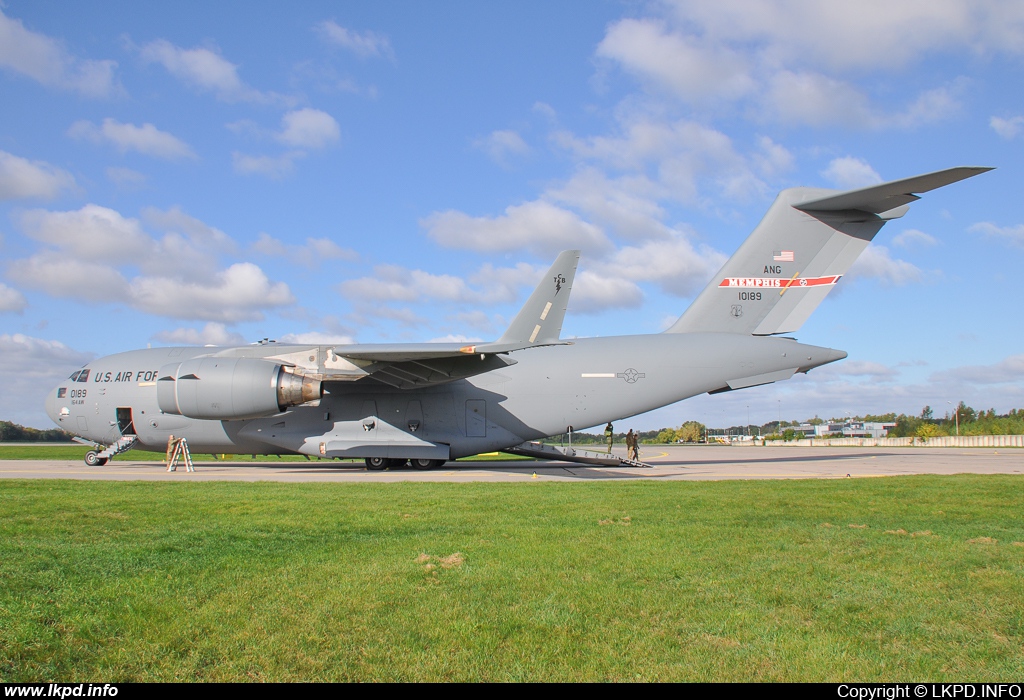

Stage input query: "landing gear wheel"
[
  {"left": 365, "top": 457, "right": 387, "bottom": 471},
  {"left": 411, "top": 458, "right": 443, "bottom": 470},
  {"left": 84, "top": 451, "right": 107, "bottom": 467}
]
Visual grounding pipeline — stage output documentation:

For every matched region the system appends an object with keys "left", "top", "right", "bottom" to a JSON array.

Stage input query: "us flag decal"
[{"left": 773, "top": 250, "right": 794, "bottom": 262}]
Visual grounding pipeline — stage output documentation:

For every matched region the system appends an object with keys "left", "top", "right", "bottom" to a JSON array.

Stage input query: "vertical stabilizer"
[
  {"left": 666, "top": 167, "right": 992, "bottom": 336},
  {"left": 498, "top": 249, "right": 580, "bottom": 344}
]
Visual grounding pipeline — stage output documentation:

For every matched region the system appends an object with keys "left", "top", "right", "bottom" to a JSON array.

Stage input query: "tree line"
[{"left": 0, "top": 421, "right": 74, "bottom": 443}]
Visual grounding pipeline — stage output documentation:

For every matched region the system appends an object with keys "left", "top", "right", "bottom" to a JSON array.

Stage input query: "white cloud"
[
  {"left": 153, "top": 323, "right": 247, "bottom": 346},
  {"left": 892, "top": 229, "right": 938, "bottom": 248},
  {"left": 533, "top": 102, "right": 558, "bottom": 122},
  {"left": 814, "top": 360, "right": 898, "bottom": 380},
  {"left": 930, "top": 354, "right": 1024, "bottom": 385},
  {"left": 0, "top": 9, "right": 118, "bottom": 97},
  {"left": 453, "top": 310, "right": 498, "bottom": 335},
  {"left": 338, "top": 260, "right": 549, "bottom": 312},
  {"left": 130, "top": 263, "right": 294, "bottom": 322},
  {"left": 761, "top": 71, "right": 961, "bottom": 130},
  {"left": 762, "top": 71, "right": 874, "bottom": 127},
  {"left": 277, "top": 108, "right": 340, "bottom": 149},
  {"left": 548, "top": 168, "right": 669, "bottom": 241},
  {"left": 752, "top": 136, "right": 794, "bottom": 178},
  {"left": 467, "top": 262, "right": 544, "bottom": 305},
  {"left": 821, "top": 157, "right": 882, "bottom": 189},
  {"left": 69, "top": 119, "right": 196, "bottom": 160},
  {"left": 232, "top": 151, "right": 304, "bottom": 179},
  {"left": 553, "top": 118, "right": 763, "bottom": 204},
  {"left": 0, "top": 333, "right": 96, "bottom": 428},
  {"left": 349, "top": 304, "right": 429, "bottom": 329},
  {"left": 0, "top": 283, "right": 27, "bottom": 313},
  {"left": 846, "top": 245, "right": 922, "bottom": 286},
  {"left": 316, "top": 21, "right": 394, "bottom": 60},
  {"left": 427, "top": 333, "right": 488, "bottom": 344},
  {"left": 140, "top": 39, "right": 279, "bottom": 103},
  {"left": 20, "top": 204, "right": 151, "bottom": 260},
  {"left": 106, "top": 166, "right": 147, "bottom": 188},
  {"left": 143, "top": 206, "right": 236, "bottom": 253},
  {"left": 968, "top": 222, "right": 1024, "bottom": 248},
  {"left": 11, "top": 204, "right": 295, "bottom": 323},
  {"left": 991, "top": 115, "right": 1024, "bottom": 139},
  {"left": 278, "top": 331, "right": 356, "bottom": 345},
  {"left": 569, "top": 270, "right": 644, "bottom": 314},
  {"left": 659, "top": 1, "right": 1024, "bottom": 72},
  {"left": 9, "top": 252, "right": 131, "bottom": 301},
  {"left": 0, "top": 150, "right": 76, "bottom": 201},
  {"left": 253, "top": 232, "right": 357, "bottom": 268},
  {"left": 339, "top": 264, "right": 475, "bottom": 304},
  {"left": 889, "top": 85, "right": 961, "bottom": 128},
  {"left": 596, "top": 18, "right": 754, "bottom": 103},
  {"left": 595, "top": 4, "right": 977, "bottom": 128},
  {"left": 424, "top": 200, "right": 612, "bottom": 257},
  {"left": 594, "top": 236, "right": 728, "bottom": 298},
  {"left": 474, "top": 130, "right": 531, "bottom": 165}
]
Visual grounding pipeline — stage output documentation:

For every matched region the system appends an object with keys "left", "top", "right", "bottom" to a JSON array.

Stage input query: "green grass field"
[{"left": 1, "top": 476, "right": 1022, "bottom": 681}]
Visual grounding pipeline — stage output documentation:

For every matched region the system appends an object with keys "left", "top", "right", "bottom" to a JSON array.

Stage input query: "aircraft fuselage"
[{"left": 46, "top": 333, "right": 844, "bottom": 459}]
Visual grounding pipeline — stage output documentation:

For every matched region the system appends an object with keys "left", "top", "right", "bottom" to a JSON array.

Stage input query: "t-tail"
[{"left": 666, "top": 167, "right": 993, "bottom": 336}]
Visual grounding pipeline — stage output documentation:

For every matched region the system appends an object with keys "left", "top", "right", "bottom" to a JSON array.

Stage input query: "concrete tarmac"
[{"left": 1, "top": 444, "right": 1021, "bottom": 482}]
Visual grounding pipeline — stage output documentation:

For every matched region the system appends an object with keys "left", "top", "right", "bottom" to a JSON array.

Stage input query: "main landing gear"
[{"left": 364, "top": 457, "right": 446, "bottom": 471}]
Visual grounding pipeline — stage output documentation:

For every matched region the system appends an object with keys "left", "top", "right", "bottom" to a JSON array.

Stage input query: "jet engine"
[{"left": 157, "top": 357, "right": 322, "bottom": 420}]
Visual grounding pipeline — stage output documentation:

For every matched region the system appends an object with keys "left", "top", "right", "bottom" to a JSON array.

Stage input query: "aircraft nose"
[{"left": 45, "top": 386, "right": 61, "bottom": 427}]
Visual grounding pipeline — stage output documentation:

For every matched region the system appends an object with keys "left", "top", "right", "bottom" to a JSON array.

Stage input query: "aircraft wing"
[{"left": 327, "top": 250, "right": 581, "bottom": 389}]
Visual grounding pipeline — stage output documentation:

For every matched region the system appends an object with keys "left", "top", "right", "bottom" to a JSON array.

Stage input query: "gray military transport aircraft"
[{"left": 46, "top": 166, "right": 991, "bottom": 469}]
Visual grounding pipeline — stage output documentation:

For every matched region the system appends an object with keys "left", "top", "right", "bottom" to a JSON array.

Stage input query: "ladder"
[
  {"left": 507, "top": 441, "right": 651, "bottom": 468},
  {"left": 166, "top": 437, "right": 194, "bottom": 472},
  {"left": 96, "top": 434, "right": 137, "bottom": 461}
]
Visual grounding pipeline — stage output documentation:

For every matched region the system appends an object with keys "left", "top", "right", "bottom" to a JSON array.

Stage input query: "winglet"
[{"left": 497, "top": 249, "right": 580, "bottom": 345}]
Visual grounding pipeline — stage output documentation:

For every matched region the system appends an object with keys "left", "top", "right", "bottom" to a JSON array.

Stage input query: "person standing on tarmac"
[{"left": 604, "top": 422, "right": 614, "bottom": 453}]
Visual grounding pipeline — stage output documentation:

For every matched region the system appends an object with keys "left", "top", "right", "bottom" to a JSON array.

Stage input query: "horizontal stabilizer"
[{"left": 795, "top": 167, "right": 993, "bottom": 215}]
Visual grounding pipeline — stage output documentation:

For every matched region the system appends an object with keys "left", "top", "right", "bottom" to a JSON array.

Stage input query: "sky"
[{"left": 1, "top": 0, "right": 1022, "bottom": 431}]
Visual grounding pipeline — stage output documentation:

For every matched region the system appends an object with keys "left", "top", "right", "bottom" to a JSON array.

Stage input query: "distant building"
[
  {"left": 792, "top": 421, "right": 894, "bottom": 439},
  {"left": 842, "top": 421, "right": 896, "bottom": 438}
]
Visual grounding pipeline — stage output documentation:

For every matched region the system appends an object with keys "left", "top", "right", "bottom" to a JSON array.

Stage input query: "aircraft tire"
[
  {"left": 365, "top": 457, "right": 387, "bottom": 470},
  {"left": 411, "top": 458, "right": 442, "bottom": 470},
  {"left": 84, "top": 451, "right": 107, "bottom": 467}
]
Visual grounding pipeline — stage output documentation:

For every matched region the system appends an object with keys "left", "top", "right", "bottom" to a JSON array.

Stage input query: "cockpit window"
[
  {"left": 75, "top": 369, "right": 90, "bottom": 383},
  {"left": 69, "top": 370, "right": 81, "bottom": 381}
]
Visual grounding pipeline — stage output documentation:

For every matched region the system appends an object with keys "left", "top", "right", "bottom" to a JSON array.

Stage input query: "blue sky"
[{"left": 1, "top": 0, "right": 1022, "bottom": 430}]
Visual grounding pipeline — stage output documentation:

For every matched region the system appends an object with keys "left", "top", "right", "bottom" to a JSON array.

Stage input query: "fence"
[{"left": 752, "top": 435, "right": 1024, "bottom": 448}]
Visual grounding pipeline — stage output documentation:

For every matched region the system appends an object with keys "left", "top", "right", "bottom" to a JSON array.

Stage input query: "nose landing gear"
[{"left": 84, "top": 451, "right": 108, "bottom": 467}]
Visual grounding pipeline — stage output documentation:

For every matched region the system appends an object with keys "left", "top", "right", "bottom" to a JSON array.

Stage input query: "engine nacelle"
[{"left": 157, "top": 357, "right": 322, "bottom": 420}]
